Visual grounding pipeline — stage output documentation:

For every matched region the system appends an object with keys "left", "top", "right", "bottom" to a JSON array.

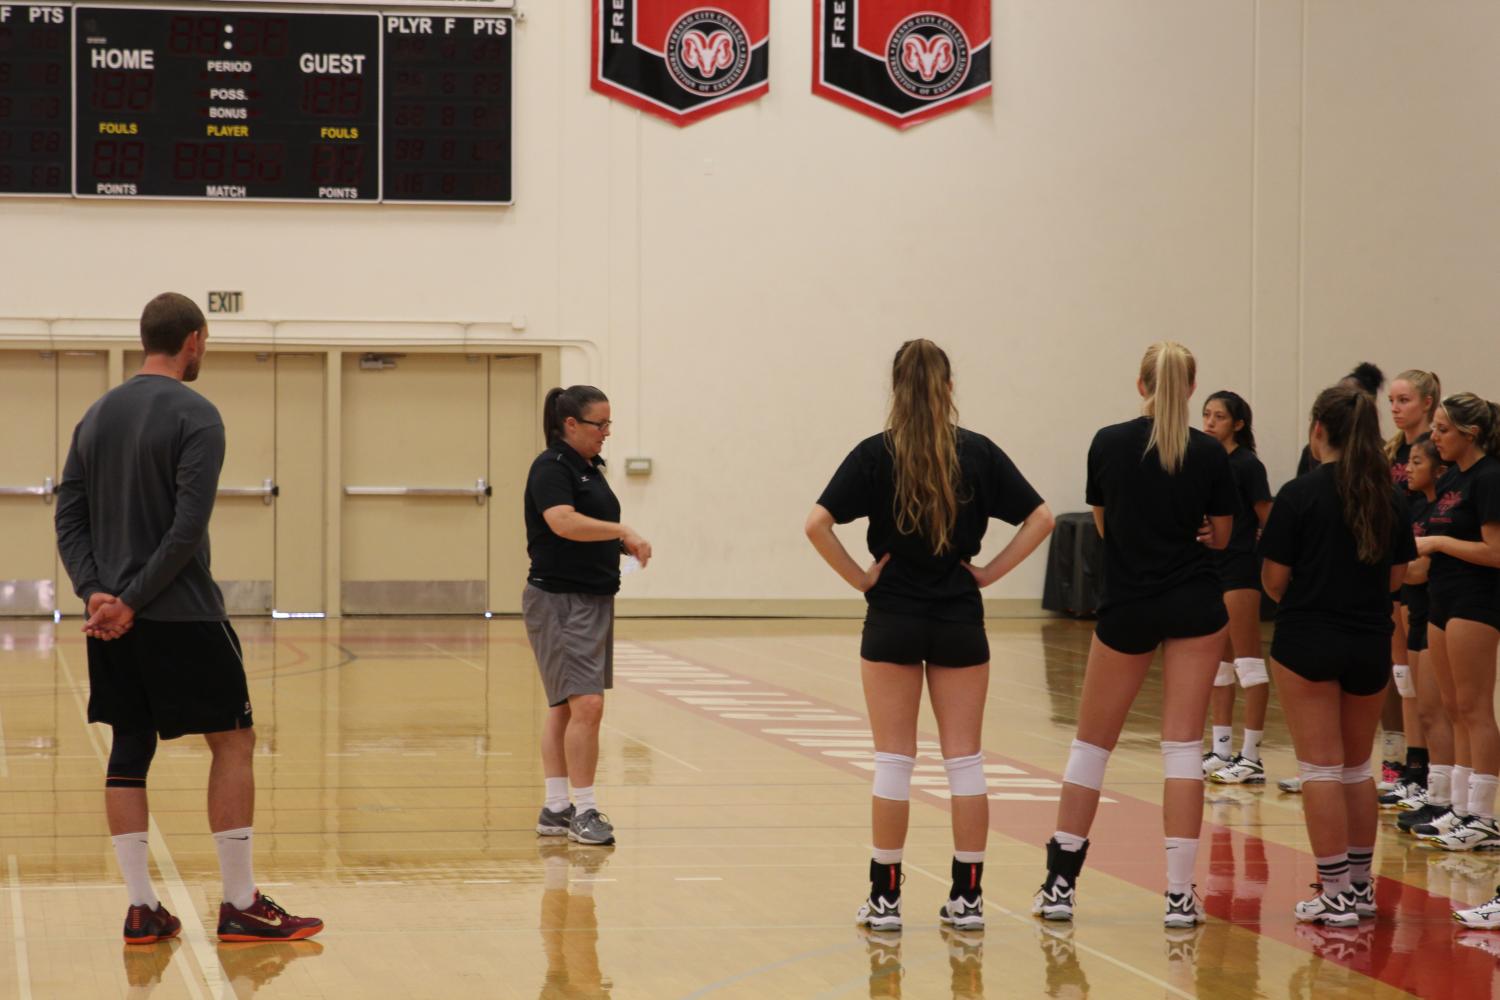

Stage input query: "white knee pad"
[
  {"left": 1234, "top": 657, "right": 1269, "bottom": 687},
  {"left": 1062, "top": 740, "right": 1111, "bottom": 791},
  {"left": 1213, "top": 661, "right": 1236, "bottom": 687},
  {"left": 943, "top": 752, "right": 987, "bottom": 797},
  {"left": 1342, "top": 759, "right": 1374, "bottom": 785},
  {"left": 1162, "top": 741, "right": 1202, "bottom": 781},
  {"left": 1392, "top": 664, "right": 1415, "bottom": 698},
  {"left": 872, "top": 752, "right": 916, "bottom": 801},
  {"left": 1298, "top": 761, "right": 1344, "bottom": 784}
]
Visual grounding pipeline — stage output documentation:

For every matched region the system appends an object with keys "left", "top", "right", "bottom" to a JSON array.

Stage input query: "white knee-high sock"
[
  {"left": 1453, "top": 767, "right": 1473, "bottom": 815},
  {"left": 213, "top": 827, "right": 257, "bottom": 910},
  {"left": 111, "top": 832, "right": 159, "bottom": 909}
]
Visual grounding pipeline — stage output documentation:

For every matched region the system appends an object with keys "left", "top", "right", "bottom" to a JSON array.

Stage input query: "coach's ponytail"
[
  {"left": 1312, "top": 384, "right": 1393, "bottom": 564},
  {"left": 1141, "top": 342, "right": 1196, "bottom": 474},
  {"left": 544, "top": 385, "right": 609, "bottom": 443}
]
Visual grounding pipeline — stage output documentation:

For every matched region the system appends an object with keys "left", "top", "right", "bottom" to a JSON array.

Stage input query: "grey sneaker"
[
  {"left": 569, "top": 808, "right": 616, "bottom": 846},
  {"left": 536, "top": 803, "right": 575, "bottom": 836}
]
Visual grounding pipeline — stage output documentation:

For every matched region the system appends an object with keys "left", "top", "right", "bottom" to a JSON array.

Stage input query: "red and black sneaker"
[
  {"left": 217, "top": 892, "right": 324, "bottom": 942},
  {"left": 123, "top": 902, "right": 182, "bottom": 946}
]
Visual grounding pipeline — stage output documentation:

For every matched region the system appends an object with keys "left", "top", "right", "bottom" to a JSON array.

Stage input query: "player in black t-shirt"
[
  {"left": 522, "top": 386, "right": 653, "bottom": 848},
  {"left": 807, "top": 339, "right": 1054, "bottom": 933},
  {"left": 1416, "top": 396, "right": 1500, "bottom": 883},
  {"left": 1295, "top": 363, "right": 1386, "bottom": 478},
  {"left": 1393, "top": 436, "right": 1458, "bottom": 832},
  {"left": 1032, "top": 342, "right": 1236, "bottom": 929},
  {"left": 1259, "top": 384, "right": 1416, "bottom": 927},
  {"left": 1379, "top": 371, "right": 1442, "bottom": 805},
  {"left": 1199, "top": 391, "right": 1274, "bottom": 786}
]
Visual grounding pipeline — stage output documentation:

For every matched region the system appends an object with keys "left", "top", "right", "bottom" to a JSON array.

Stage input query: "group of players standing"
[{"left": 796, "top": 340, "right": 1500, "bottom": 936}]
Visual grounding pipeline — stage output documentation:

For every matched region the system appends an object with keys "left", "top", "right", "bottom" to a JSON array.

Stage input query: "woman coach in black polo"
[{"left": 523, "top": 385, "right": 651, "bottom": 848}]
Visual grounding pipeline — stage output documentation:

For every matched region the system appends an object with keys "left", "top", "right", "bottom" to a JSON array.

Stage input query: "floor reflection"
[{"left": 538, "top": 841, "right": 613, "bottom": 1000}]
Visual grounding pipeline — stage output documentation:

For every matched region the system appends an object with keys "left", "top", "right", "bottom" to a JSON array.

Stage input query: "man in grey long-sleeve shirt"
[{"left": 55, "top": 291, "right": 322, "bottom": 946}]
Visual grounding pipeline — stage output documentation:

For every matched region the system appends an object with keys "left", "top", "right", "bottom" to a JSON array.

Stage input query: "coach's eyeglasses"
[{"left": 577, "top": 418, "right": 612, "bottom": 430}]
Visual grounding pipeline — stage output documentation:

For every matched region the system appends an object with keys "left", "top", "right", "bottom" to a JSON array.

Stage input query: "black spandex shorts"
[
  {"left": 1213, "top": 551, "right": 1260, "bottom": 593},
  {"left": 1271, "top": 624, "right": 1390, "bottom": 696},
  {"left": 1094, "top": 583, "right": 1228, "bottom": 656},
  {"left": 861, "top": 609, "right": 989, "bottom": 668},
  {"left": 87, "top": 619, "right": 254, "bottom": 740},
  {"left": 1403, "top": 584, "right": 1429, "bottom": 652},
  {"left": 1429, "top": 590, "right": 1500, "bottom": 633}
]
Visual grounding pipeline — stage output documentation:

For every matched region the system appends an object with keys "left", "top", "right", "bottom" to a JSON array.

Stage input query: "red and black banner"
[
  {"left": 813, "top": 1, "right": 992, "bottom": 129},
  {"left": 592, "top": 2, "right": 770, "bottom": 126}
]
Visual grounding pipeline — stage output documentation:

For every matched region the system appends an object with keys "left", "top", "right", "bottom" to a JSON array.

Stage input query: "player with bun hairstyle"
[
  {"left": 1259, "top": 384, "right": 1415, "bottom": 926},
  {"left": 1198, "top": 391, "right": 1274, "bottom": 786},
  {"left": 1033, "top": 342, "right": 1236, "bottom": 928},
  {"left": 807, "top": 339, "right": 1054, "bottom": 933}
]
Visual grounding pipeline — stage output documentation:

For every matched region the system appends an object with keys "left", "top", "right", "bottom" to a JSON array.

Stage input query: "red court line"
[{"left": 620, "top": 641, "right": 1499, "bottom": 999}]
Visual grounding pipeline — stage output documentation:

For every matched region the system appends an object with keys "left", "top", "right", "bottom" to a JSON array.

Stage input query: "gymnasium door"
[
  {"left": 0, "top": 351, "right": 109, "bottom": 616},
  {"left": 127, "top": 350, "right": 327, "bottom": 616},
  {"left": 341, "top": 353, "right": 538, "bottom": 615}
]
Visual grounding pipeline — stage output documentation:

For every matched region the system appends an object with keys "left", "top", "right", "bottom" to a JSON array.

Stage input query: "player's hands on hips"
[
  {"left": 622, "top": 529, "right": 652, "bottom": 569},
  {"left": 858, "top": 554, "right": 891, "bottom": 593},
  {"left": 963, "top": 560, "right": 999, "bottom": 588},
  {"left": 1195, "top": 517, "right": 1213, "bottom": 545},
  {"left": 84, "top": 594, "right": 135, "bottom": 641}
]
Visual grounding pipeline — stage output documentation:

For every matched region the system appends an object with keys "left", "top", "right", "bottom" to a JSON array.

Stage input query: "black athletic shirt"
[
  {"left": 816, "top": 428, "right": 1043, "bottom": 622},
  {"left": 1425, "top": 454, "right": 1500, "bottom": 607},
  {"left": 1258, "top": 463, "right": 1416, "bottom": 634},
  {"left": 1402, "top": 492, "right": 1437, "bottom": 607},
  {"left": 1296, "top": 445, "right": 1317, "bottom": 478},
  {"left": 1390, "top": 439, "right": 1413, "bottom": 491},
  {"left": 1085, "top": 417, "right": 1238, "bottom": 608},
  {"left": 524, "top": 442, "right": 622, "bottom": 595},
  {"left": 1216, "top": 446, "right": 1271, "bottom": 558}
]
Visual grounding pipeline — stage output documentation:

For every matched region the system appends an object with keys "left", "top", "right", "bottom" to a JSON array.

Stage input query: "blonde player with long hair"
[
  {"left": 1032, "top": 342, "right": 1237, "bottom": 927},
  {"left": 806, "top": 339, "right": 1054, "bottom": 933}
]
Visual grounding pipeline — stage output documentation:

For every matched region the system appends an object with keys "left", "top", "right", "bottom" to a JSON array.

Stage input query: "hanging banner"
[
  {"left": 813, "top": 1, "right": 993, "bottom": 129},
  {"left": 592, "top": 1, "right": 771, "bottom": 126}
]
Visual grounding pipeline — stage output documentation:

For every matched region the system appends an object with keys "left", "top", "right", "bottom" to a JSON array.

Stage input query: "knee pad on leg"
[
  {"left": 1234, "top": 657, "right": 1269, "bottom": 687},
  {"left": 1214, "top": 661, "right": 1236, "bottom": 687},
  {"left": 1298, "top": 761, "right": 1344, "bottom": 785},
  {"left": 1341, "top": 759, "right": 1373, "bottom": 784},
  {"left": 1162, "top": 741, "right": 1203, "bottom": 781},
  {"left": 105, "top": 729, "right": 158, "bottom": 789},
  {"left": 1392, "top": 664, "right": 1415, "bottom": 698},
  {"left": 872, "top": 752, "right": 916, "bottom": 801},
  {"left": 1063, "top": 740, "right": 1111, "bottom": 791},
  {"left": 943, "top": 752, "right": 987, "bottom": 797}
]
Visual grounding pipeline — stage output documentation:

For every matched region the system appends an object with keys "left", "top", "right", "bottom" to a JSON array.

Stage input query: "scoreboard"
[{"left": 0, "top": 3, "right": 512, "bottom": 203}]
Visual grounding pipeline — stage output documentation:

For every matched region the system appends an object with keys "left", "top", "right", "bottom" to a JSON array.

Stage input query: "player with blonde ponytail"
[{"left": 1033, "top": 342, "right": 1237, "bottom": 928}]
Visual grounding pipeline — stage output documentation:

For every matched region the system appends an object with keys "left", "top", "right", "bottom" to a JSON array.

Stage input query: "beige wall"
[{"left": 2, "top": 1, "right": 1496, "bottom": 609}]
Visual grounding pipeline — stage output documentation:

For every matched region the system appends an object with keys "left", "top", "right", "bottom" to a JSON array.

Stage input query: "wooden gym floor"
[{"left": 0, "top": 616, "right": 1495, "bottom": 999}]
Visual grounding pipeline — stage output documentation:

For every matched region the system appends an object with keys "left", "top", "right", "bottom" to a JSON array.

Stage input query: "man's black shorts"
[
  {"left": 87, "top": 619, "right": 253, "bottom": 739},
  {"left": 861, "top": 609, "right": 989, "bottom": 668},
  {"left": 1094, "top": 583, "right": 1228, "bottom": 656},
  {"left": 1271, "top": 624, "right": 1390, "bottom": 696}
]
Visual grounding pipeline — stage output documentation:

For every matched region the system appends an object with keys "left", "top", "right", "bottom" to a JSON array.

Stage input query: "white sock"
[
  {"left": 212, "top": 827, "right": 257, "bottom": 910},
  {"left": 1212, "top": 726, "right": 1232, "bottom": 758},
  {"left": 1470, "top": 774, "right": 1500, "bottom": 822},
  {"left": 1053, "top": 830, "right": 1086, "bottom": 853},
  {"left": 872, "top": 847, "right": 904, "bottom": 864},
  {"left": 545, "top": 777, "right": 570, "bottom": 812},
  {"left": 1241, "top": 730, "right": 1263, "bottom": 762},
  {"left": 1453, "top": 767, "right": 1473, "bottom": 816},
  {"left": 953, "top": 850, "right": 985, "bottom": 864},
  {"left": 111, "top": 832, "right": 159, "bottom": 909},
  {"left": 1164, "top": 837, "right": 1198, "bottom": 895},
  {"left": 573, "top": 785, "right": 598, "bottom": 813},
  {"left": 1382, "top": 731, "right": 1405, "bottom": 761},
  {"left": 1316, "top": 853, "right": 1352, "bottom": 896},
  {"left": 1429, "top": 764, "right": 1453, "bottom": 807}
]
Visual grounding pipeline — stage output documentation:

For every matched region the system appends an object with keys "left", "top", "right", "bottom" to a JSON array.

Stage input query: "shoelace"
[{"left": 255, "top": 894, "right": 291, "bottom": 919}]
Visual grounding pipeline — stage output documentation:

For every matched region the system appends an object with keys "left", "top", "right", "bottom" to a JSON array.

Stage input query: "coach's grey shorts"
[{"left": 522, "top": 585, "right": 615, "bottom": 707}]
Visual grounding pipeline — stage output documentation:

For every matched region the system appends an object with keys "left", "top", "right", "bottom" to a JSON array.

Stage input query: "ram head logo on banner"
[
  {"left": 592, "top": 1, "right": 770, "bottom": 125},
  {"left": 814, "top": 1, "right": 993, "bottom": 129}
]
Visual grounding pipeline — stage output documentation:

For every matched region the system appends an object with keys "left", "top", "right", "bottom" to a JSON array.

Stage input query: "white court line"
[
  {"left": 599, "top": 722, "right": 703, "bottom": 773},
  {"left": 7, "top": 856, "right": 32, "bottom": 1000},
  {"left": 463, "top": 879, "right": 511, "bottom": 885},
  {"left": 903, "top": 862, "right": 1195, "bottom": 1000},
  {"left": 424, "top": 642, "right": 485, "bottom": 672},
  {"left": 570, "top": 878, "right": 615, "bottom": 884},
  {"left": 674, "top": 877, "right": 722, "bottom": 882},
  {"left": 54, "top": 648, "right": 218, "bottom": 1000}
]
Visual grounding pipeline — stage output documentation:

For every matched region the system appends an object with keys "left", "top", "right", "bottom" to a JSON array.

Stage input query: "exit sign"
[{"left": 208, "top": 292, "right": 244, "bottom": 314}]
